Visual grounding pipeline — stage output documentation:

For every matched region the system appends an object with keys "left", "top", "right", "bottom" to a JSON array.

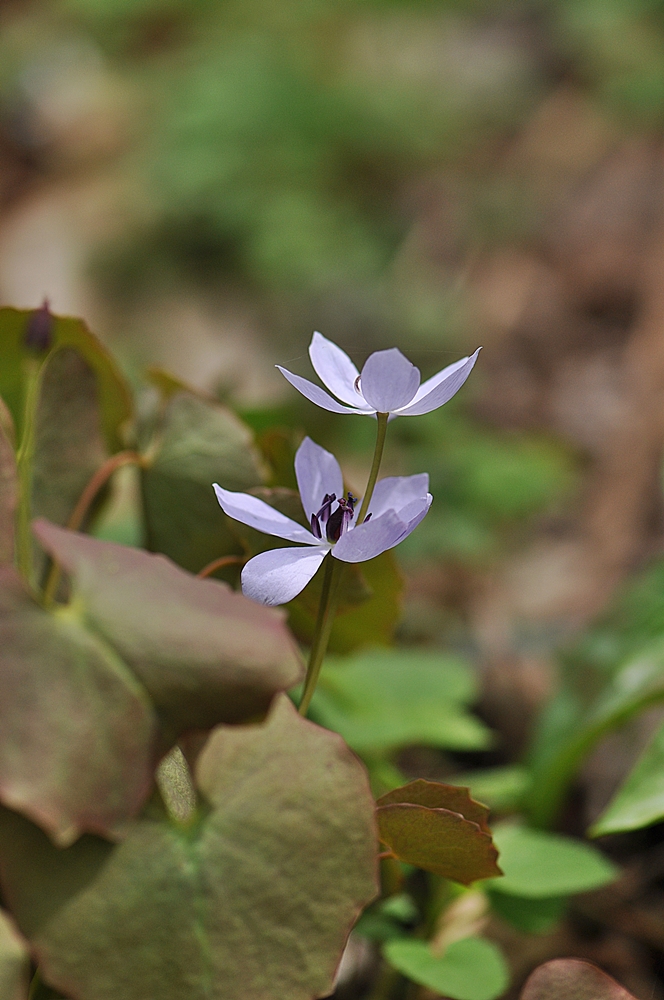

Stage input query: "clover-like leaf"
[
  {"left": 384, "top": 937, "right": 508, "bottom": 1000},
  {"left": 376, "top": 781, "right": 501, "bottom": 884},
  {"left": 0, "top": 401, "right": 17, "bottom": 566},
  {"left": 0, "top": 698, "right": 378, "bottom": 1000},
  {"left": 0, "top": 565, "right": 157, "bottom": 845},
  {"left": 0, "top": 908, "right": 29, "bottom": 1000},
  {"left": 33, "top": 519, "right": 302, "bottom": 736},
  {"left": 520, "top": 959, "right": 637, "bottom": 1000},
  {"left": 141, "top": 385, "right": 266, "bottom": 573}
]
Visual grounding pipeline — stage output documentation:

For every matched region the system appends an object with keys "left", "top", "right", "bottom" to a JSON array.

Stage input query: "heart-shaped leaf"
[
  {"left": 0, "top": 909, "right": 29, "bottom": 1000},
  {"left": 0, "top": 401, "right": 16, "bottom": 566},
  {"left": 520, "top": 959, "right": 637, "bottom": 1000},
  {"left": 488, "top": 824, "right": 618, "bottom": 898},
  {"left": 141, "top": 387, "right": 266, "bottom": 574},
  {"left": 376, "top": 781, "right": 501, "bottom": 885},
  {"left": 0, "top": 565, "right": 157, "bottom": 845},
  {"left": 384, "top": 937, "right": 508, "bottom": 1000},
  {"left": 33, "top": 519, "right": 302, "bottom": 737},
  {"left": 0, "top": 697, "right": 378, "bottom": 1000}
]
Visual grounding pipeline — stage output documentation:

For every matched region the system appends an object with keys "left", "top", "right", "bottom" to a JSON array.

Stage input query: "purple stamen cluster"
[
  {"left": 310, "top": 493, "right": 336, "bottom": 539},
  {"left": 311, "top": 491, "right": 358, "bottom": 543}
]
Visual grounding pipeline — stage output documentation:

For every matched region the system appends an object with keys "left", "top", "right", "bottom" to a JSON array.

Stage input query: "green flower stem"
[
  {"left": 298, "top": 412, "right": 390, "bottom": 716},
  {"left": 15, "top": 357, "right": 48, "bottom": 588},
  {"left": 357, "top": 411, "right": 388, "bottom": 524},
  {"left": 298, "top": 553, "right": 342, "bottom": 716}
]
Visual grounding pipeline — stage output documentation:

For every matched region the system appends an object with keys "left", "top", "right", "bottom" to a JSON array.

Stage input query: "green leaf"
[
  {"left": 384, "top": 937, "right": 509, "bottom": 1000},
  {"left": 289, "top": 551, "right": 403, "bottom": 653},
  {"left": 526, "top": 646, "right": 664, "bottom": 827},
  {"left": 141, "top": 387, "right": 266, "bottom": 574},
  {"left": 0, "top": 565, "right": 157, "bottom": 845},
  {"left": 590, "top": 718, "right": 664, "bottom": 836},
  {"left": 0, "top": 400, "right": 16, "bottom": 567},
  {"left": 376, "top": 781, "right": 501, "bottom": 885},
  {"left": 0, "top": 697, "right": 378, "bottom": 1000},
  {"left": 0, "top": 307, "right": 131, "bottom": 453},
  {"left": 488, "top": 891, "right": 566, "bottom": 934},
  {"left": 488, "top": 824, "right": 618, "bottom": 899},
  {"left": 309, "top": 650, "right": 491, "bottom": 752},
  {"left": 33, "top": 519, "right": 302, "bottom": 737},
  {"left": 449, "top": 766, "right": 531, "bottom": 812},
  {"left": 0, "top": 908, "right": 29, "bottom": 1000},
  {"left": 520, "top": 959, "right": 637, "bottom": 1000}
]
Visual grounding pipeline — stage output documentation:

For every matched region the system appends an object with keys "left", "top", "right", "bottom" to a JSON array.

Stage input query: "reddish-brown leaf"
[
  {"left": 0, "top": 567, "right": 157, "bottom": 845},
  {"left": 377, "top": 779, "right": 491, "bottom": 833},
  {"left": 33, "top": 520, "right": 302, "bottom": 736},
  {"left": 376, "top": 802, "right": 502, "bottom": 885},
  {"left": 521, "top": 959, "right": 637, "bottom": 1000},
  {"left": 0, "top": 698, "right": 378, "bottom": 1000}
]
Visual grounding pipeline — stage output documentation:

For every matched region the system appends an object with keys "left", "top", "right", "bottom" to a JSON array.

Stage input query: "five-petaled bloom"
[
  {"left": 277, "top": 331, "right": 481, "bottom": 417},
  {"left": 214, "top": 437, "right": 432, "bottom": 606}
]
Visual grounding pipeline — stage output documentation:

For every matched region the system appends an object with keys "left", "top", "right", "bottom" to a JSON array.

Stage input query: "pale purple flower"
[
  {"left": 277, "top": 331, "right": 481, "bottom": 417},
  {"left": 213, "top": 437, "right": 432, "bottom": 606}
]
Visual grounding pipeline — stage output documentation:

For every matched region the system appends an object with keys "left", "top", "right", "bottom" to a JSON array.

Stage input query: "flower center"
[{"left": 310, "top": 492, "right": 357, "bottom": 543}]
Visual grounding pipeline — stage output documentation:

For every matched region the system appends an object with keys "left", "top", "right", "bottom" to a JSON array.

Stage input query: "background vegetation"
[{"left": 4, "top": 0, "right": 664, "bottom": 997}]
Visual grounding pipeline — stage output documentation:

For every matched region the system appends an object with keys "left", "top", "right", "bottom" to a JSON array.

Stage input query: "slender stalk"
[
  {"left": 298, "top": 411, "right": 390, "bottom": 715},
  {"left": 357, "top": 411, "right": 388, "bottom": 523},
  {"left": 67, "top": 450, "right": 144, "bottom": 533},
  {"left": 197, "top": 554, "right": 246, "bottom": 579},
  {"left": 16, "top": 358, "right": 47, "bottom": 587},
  {"left": 42, "top": 450, "right": 144, "bottom": 606},
  {"left": 298, "top": 554, "right": 342, "bottom": 716}
]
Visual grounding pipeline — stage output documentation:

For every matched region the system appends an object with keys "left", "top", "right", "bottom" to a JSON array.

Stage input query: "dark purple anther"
[
  {"left": 25, "top": 299, "right": 54, "bottom": 352},
  {"left": 326, "top": 492, "right": 356, "bottom": 543},
  {"left": 311, "top": 493, "right": 336, "bottom": 538}
]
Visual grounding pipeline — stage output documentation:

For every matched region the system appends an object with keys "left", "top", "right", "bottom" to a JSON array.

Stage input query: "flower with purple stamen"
[
  {"left": 213, "top": 437, "right": 432, "bottom": 606},
  {"left": 277, "top": 331, "right": 481, "bottom": 417}
]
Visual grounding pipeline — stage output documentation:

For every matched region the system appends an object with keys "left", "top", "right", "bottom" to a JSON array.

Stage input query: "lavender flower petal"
[
  {"left": 332, "top": 510, "right": 407, "bottom": 563},
  {"left": 359, "top": 348, "right": 420, "bottom": 413},
  {"left": 396, "top": 349, "right": 481, "bottom": 416},
  {"left": 295, "top": 437, "right": 344, "bottom": 522},
  {"left": 392, "top": 494, "right": 433, "bottom": 544},
  {"left": 213, "top": 485, "right": 317, "bottom": 545},
  {"left": 241, "top": 546, "right": 327, "bottom": 605},
  {"left": 368, "top": 474, "right": 430, "bottom": 520},
  {"left": 309, "top": 331, "right": 368, "bottom": 407},
  {"left": 276, "top": 367, "right": 366, "bottom": 414}
]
